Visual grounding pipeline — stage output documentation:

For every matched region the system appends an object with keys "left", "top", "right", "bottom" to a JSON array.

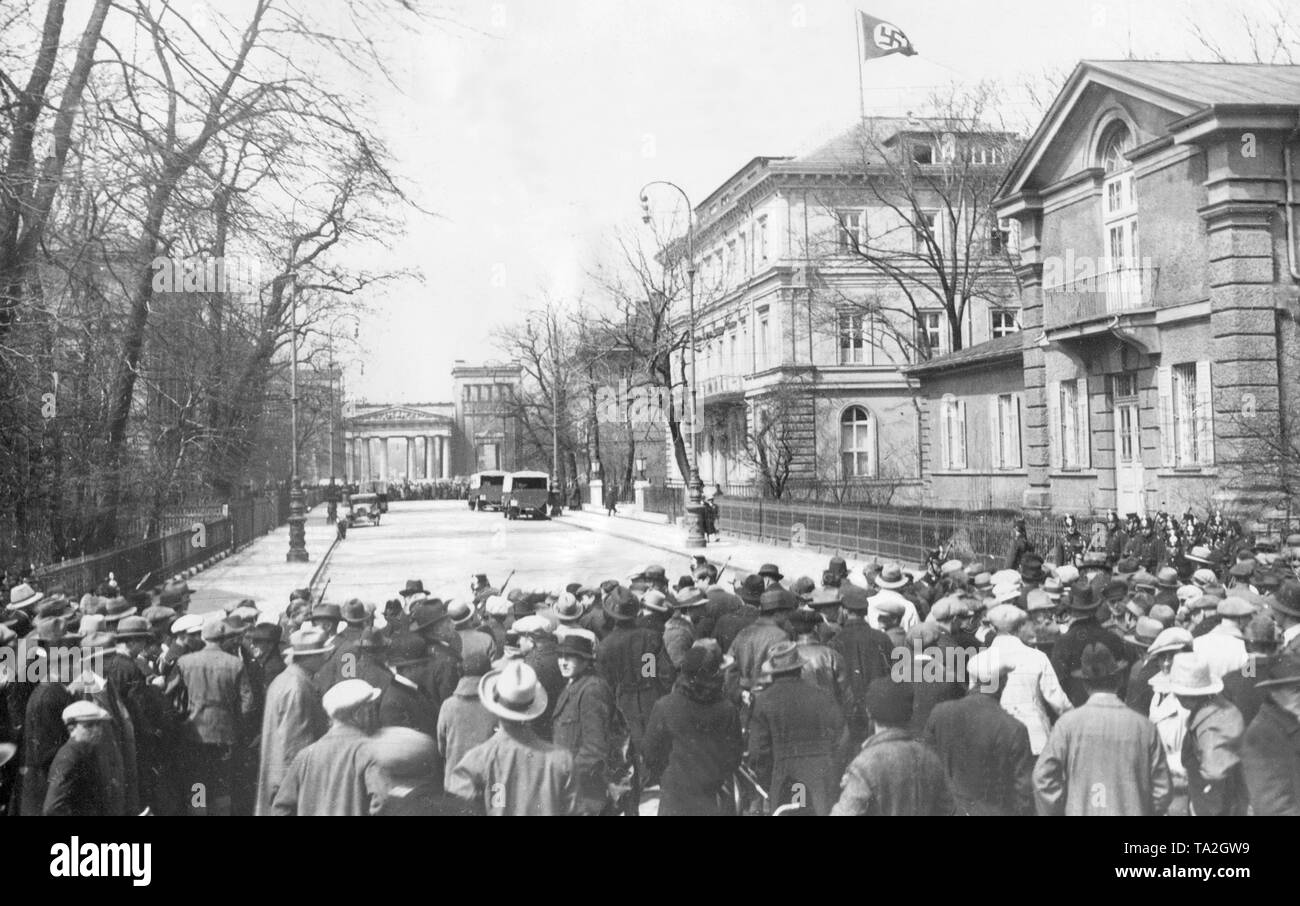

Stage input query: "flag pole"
[{"left": 853, "top": 9, "right": 866, "bottom": 122}]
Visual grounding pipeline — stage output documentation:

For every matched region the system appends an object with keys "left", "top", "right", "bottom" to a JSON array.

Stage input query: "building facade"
[
  {"left": 667, "top": 118, "right": 1019, "bottom": 500},
  {"left": 916, "top": 60, "right": 1300, "bottom": 520}
]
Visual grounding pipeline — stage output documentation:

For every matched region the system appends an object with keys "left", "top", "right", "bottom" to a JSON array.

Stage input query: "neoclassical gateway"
[{"left": 342, "top": 361, "right": 523, "bottom": 485}]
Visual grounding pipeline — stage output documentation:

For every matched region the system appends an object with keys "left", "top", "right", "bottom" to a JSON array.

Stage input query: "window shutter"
[
  {"left": 1010, "top": 394, "right": 1023, "bottom": 468},
  {"left": 1157, "top": 366, "right": 1175, "bottom": 466},
  {"left": 1196, "top": 360, "right": 1214, "bottom": 465},
  {"left": 1047, "top": 380, "right": 1062, "bottom": 470},
  {"left": 939, "top": 403, "right": 951, "bottom": 470},
  {"left": 989, "top": 397, "right": 1002, "bottom": 470},
  {"left": 955, "top": 400, "right": 968, "bottom": 469},
  {"left": 1075, "top": 377, "right": 1091, "bottom": 468}
]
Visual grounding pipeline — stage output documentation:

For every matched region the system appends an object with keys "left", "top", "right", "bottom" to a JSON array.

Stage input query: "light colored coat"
[
  {"left": 988, "top": 634, "right": 1072, "bottom": 754},
  {"left": 270, "top": 723, "right": 387, "bottom": 816},
  {"left": 1192, "top": 622, "right": 1248, "bottom": 683},
  {"left": 1033, "top": 692, "right": 1172, "bottom": 816},
  {"left": 436, "top": 676, "right": 497, "bottom": 791},
  {"left": 255, "top": 662, "right": 327, "bottom": 815}
]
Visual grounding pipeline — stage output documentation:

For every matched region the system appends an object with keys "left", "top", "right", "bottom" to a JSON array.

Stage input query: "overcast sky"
[{"left": 346, "top": 0, "right": 1282, "bottom": 403}]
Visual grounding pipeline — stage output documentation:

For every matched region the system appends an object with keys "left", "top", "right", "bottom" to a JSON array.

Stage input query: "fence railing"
[{"left": 34, "top": 490, "right": 322, "bottom": 598}]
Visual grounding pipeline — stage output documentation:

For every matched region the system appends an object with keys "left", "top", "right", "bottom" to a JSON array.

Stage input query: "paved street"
[{"left": 318, "top": 499, "right": 702, "bottom": 606}]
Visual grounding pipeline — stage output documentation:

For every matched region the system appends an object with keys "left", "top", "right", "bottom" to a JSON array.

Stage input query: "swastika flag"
[{"left": 858, "top": 11, "right": 917, "bottom": 59}]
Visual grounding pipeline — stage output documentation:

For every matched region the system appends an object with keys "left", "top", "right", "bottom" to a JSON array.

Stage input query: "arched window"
[
  {"left": 840, "top": 406, "right": 874, "bottom": 477},
  {"left": 1097, "top": 121, "right": 1133, "bottom": 173}
]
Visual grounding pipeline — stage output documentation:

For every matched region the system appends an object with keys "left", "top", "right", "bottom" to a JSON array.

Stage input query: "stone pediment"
[{"left": 349, "top": 404, "right": 454, "bottom": 427}]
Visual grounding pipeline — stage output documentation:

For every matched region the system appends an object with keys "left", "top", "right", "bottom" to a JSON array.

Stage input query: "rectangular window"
[
  {"left": 917, "top": 311, "right": 942, "bottom": 356},
  {"left": 759, "top": 317, "right": 769, "bottom": 370},
  {"left": 838, "top": 311, "right": 866, "bottom": 364},
  {"left": 938, "top": 398, "right": 967, "bottom": 469},
  {"left": 912, "top": 143, "right": 934, "bottom": 165},
  {"left": 726, "top": 239, "right": 737, "bottom": 284},
  {"left": 1049, "top": 378, "right": 1091, "bottom": 469},
  {"left": 991, "top": 310, "right": 1018, "bottom": 338},
  {"left": 914, "top": 211, "right": 937, "bottom": 254},
  {"left": 837, "top": 210, "right": 863, "bottom": 253},
  {"left": 1158, "top": 363, "right": 1213, "bottom": 467},
  {"left": 989, "top": 217, "right": 1012, "bottom": 254},
  {"left": 992, "top": 393, "right": 1022, "bottom": 469},
  {"left": 758, "top": 216, "right": 769, "bottom": 261},
  {"left": 738, "top": 233, "right": 748, "bottom": 275}
]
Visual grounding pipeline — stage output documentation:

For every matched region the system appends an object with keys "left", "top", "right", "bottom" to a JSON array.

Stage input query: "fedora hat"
[
  {"left": 603, "top": 588, "right": 639, "bottom": 622},
  {"left": 101, "top": 596, "right": 135, "bottom": 622},
  {"left": 408, "top": 600, "right": 450, "bottom": 633},
  {"left": 809, "top": 587, "right": 842, "bottom": 608},
  {"left": 1067, "top": 582, "right": 1102, "bottom": 613},
  {"left": 1160, "top": 652, "right": 1223, "bottom": 696},
  {"left": 1124, "top": 616, "right": 1163, "bottom": 650},
  {"left": 760, "top": 589, "right": 798, "bottom": 614},
  {"left": 737, "top": 575, "right": 764, "bottom": 607},
  {"left": 1018, "top": 555, "right": 1047, "bottom": 581},
  {"left": 761, "top": 640, "right": 806, "bottom": 676},
  {"left": 757, "top": 563, "right": 784, "bottom": 581},
  {"left": 1114, "top": 558, "right": 1139, "bottom": 577},
  {"left": 31, "top": 617, "right": 79, "bottom": 646},
  {"left": 557, "top": 632, "right": 596, "bottom": 660},
  {"left": 672, "top": 587, "right": 707, "bottom": 609},
  {"left": 286, "top": 626, "right": 333, "bottom": 658},
  {"left": 1070, "top": 642, "right": 1127, "bottom": 681},
  {"left": 355, "top": 626, "right": 389, "bottom": 651},
  {"left": 1269, "top": 580, "right": 1300, "bottom": 619},
  {"left": 202, "top": 619, "right": 246, "bottom": 643},
  {"left": 340, "top": 599, "right": 369, "bottom": 625},
  {"left": 448, "top": 599, "right": 476, "bottom": 628},
  {"left": 840, "top": 584, "right": 875, "bottom": 613},
  {"left": 1185, "top": 545, "right": 1216, "bottom": 565},
  {"left": 1256, "top": 654, "right": 1300, "bottom": 689},
  {"left": 875, "top": 564, "right": 907, "bottom": 589},
  {"left": 171, "top": 613, "right": 203, "bottom": 636},
  {"left": 640, "top": 589, "right": 670, "bottom": 614},
  {"left": 113, "top": 616, "right": 153, "bottom": 641},
  {"left": 310, "top": 602, "right": 341, "bottom": 623},
  {"left": 1147, "top": 627, "right": 1194, "bottom": 657},
  {"left": 62, "top": 701, "right": 112, "bottom": 726},
  {"left": 480, "top": 661, "right": 548, "bottom": 722},
  {"left": 400, "top": 579, "right": 426, "bottom": 597},
  {"left": 388, "top": 632, "right": 431, "bottom": 667},
  {"left": 8, "top": 583, "right": 43, "bottom": 611},
  {"left": 35, "top": 597, "right": 72, "bottom": 620},
  {"left": 158, "top": 588, "right": 186, "bottom": 608},
  {"left": 554, "top": 592, "right": 583, "bottom": 622},
  {"left": 1155, "top": 568, "right": 1180, "bottom": 589}
]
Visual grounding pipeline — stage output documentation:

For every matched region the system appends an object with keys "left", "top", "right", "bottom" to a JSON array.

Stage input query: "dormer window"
[{"left": 911, "top": 142, "right": 935, "bottom": 165}]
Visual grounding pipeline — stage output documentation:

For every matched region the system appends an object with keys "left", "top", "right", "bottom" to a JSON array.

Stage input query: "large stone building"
[
  {"left": 666, "top": 118, "right": 1018, "bottom": 498},
  {"left": 912, "top": 60, "right": 1300, "bottom": 520},
  {"left": 342, "top": 361, "right": 523, "bottom": 485}
]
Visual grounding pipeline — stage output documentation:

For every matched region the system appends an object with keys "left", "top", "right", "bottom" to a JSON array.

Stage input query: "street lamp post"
[
  {"left": 286, "top": 271, "right": 308, "bottom": 562},
  {"left": 641, "top": 180, "right": 706, "bottom": 548}
]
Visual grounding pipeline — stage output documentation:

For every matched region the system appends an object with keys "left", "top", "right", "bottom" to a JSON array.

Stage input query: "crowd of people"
[{"left": 0, "top": 506, "right": 1298, "bottom": 816}]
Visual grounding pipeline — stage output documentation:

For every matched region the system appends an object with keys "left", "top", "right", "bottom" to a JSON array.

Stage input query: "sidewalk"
[
  {"left": 563, "top": 506, "right": 903, "bottom": 584},
  {"left": 187, "top": 510, "right": 338, "bottom": 620}
]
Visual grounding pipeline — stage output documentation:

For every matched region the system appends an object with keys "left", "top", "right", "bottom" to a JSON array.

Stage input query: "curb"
[
  {"left": 307, "top": 533, "right": 343, "bottom": 598},
  {"left": 559, "top": 516, "right": 760, "bottom": 580}
]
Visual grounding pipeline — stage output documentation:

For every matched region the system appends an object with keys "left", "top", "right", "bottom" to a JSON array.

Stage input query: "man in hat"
[
  {"left": 662, "top": 588, "right": 704, "bottom": 670},
  {"left": 312, "top": 599, "right": 370, "bottom": 694},
  {"left": 272, "top": 679, "right": 387, "bottom": 816},
  {"left": 247, "top": 623, "right": 287, "bottom": 698},
  {"left": 832, "top": 676, "right": 955, "bottom": 816},
  {"left": 172, "top": 618, "right": 256, "bottom": 816},
  {"left": 595, "top": 587, "right": 672, "bottom": 805},
  {"left": 408, "top": 600, "right": 463, "bottom": 710},
  {"left": 1034, "top": 642, "right": 1171, "bottom": 816},
  {"left": 1222, "top": 614, "right": 1278, "bottom": 725},
  {"left": 1050, "top": 582, "right": 1130, "bottom": 707},
  {"left": 788, "top": 608, "right": 849, "bottom": 709},
  {"left": 636, "top": 588, "right": 672, "bottom": 635},
  {"left": 99, "top": 615, "right": 162, "bottom": 814},
  {"left": 1192, "top": 597, "right": 1253, "bottom": 683},
  {"left": 14, "top": 623, "right": 78, "bottom": 815},
  {"left": 923, "top": 649, "right": 1034, "bottom": 815},
  {"left": 379, "top": 633, "right": 445, "bottom": 753},
  {"left": 985, "top": 604, "right": 1071, "bottom": 755},
  {"left": 712, "top": 575, "right": 762, "bottom": 652},
  {"left": 436, "top": 652, "right": 496, "bottom": 793},
  {"left": 1163, "top": 652, "right": 1247, "bottom": 816},
  {"left": 552, "top": 630, "right": 613, "bottom": 815},
  {"left": 756, "top": 563, "right": 785, "bottom": 590},
  {"left": 42, "top": 702, "right": 115, "bottom": 817},
  {"left": 1240, "top": 654, "right": 1300, "bottom": 815},
  {"left": 1052, "top": 515, "right": 1088, "bottom": 570},
  {"left": 1126, "top": 516, "right": 1165, "bottom": 572},
  {"left": 1006, "top": 517, "right": 1035, "bottom": 572},
  {"left": 447, "top": 661, "right": 577, "bottom": 815},
  {"left": 748, "top": 640, "right": 847, "bottom": 815},
  {"left": 869, "top": 564, "right": 920, "bottom": 631},
  {"left": 808, "top": 587, "right": 846, "bottom": 645},
  {"left": 255, "top": 627, "right": 332, "bottom": 815},
  {"left": 830, "top": 585, "right": 894, "bottom": 747},
  {"left": 516, "top": 615, "right": 563, "bottom": 741},
  {"left": 729, "top": 589, "right": 796, "bottom": 692},
  {"left": 1271, "top": 579, "right": 1300, "bottom": 657}
]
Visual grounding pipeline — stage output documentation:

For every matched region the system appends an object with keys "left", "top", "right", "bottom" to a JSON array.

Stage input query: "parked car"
[
  {"left": 468, "top": 470, "right": 508, "bottom": 511},
  {"left": 503, "top": 471, "right": 553, "bottom": 520}
]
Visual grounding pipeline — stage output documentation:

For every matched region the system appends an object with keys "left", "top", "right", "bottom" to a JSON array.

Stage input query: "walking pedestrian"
[
  {"left": 42, "top": 702, "right": 115, "bottom": 817},
  {"left": 551, "top": 630, "right": 613, "bottom": 815},
  {"left": 255, "top": 627, "right": 332, "bottom": 815}
]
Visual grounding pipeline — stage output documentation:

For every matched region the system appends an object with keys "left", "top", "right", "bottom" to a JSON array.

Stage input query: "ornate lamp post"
[
  {"left": 286, "top": 271, "right": 308, "bottom": 562},
  {"left": 641, "top": 180, "right": 706, "bottom": 548}
]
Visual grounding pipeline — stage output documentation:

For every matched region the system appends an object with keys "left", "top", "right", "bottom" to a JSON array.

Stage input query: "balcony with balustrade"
[{"left": 1043, "top": 264, "right": 1161, "bottom": 352}]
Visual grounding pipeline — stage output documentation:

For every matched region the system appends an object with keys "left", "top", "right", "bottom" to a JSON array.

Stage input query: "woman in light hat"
[
  {"left": 446, "top": 661, "right": 577, "bottom": 815},
  {"left": 1145, "top": 628, "right": 1196, "bottom": 810}
]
